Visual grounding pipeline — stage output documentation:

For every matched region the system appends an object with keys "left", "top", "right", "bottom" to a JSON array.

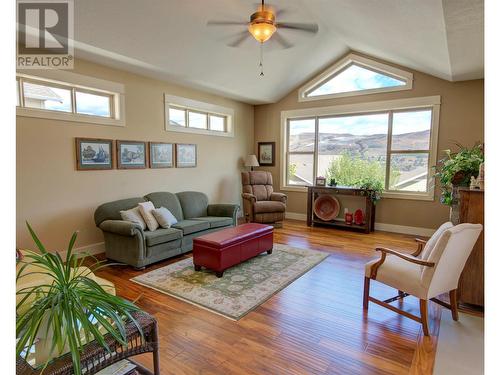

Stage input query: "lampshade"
[
  {"left": 248, "top": 22, "right": 276, "bottom": 43},
  {"left": 244, "top": 154, "right": 259, "bottom": 167}
]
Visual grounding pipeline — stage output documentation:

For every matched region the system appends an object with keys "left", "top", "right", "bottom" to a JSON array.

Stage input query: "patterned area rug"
[{"left": 131, "top": 243, "right": 328, "bottom": 320}]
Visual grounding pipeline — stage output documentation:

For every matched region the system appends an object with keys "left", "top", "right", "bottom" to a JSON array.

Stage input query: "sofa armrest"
[
  {"left": 270, "top": 192, "right": 287, "bottom": 204},
  {"left": 99, "top": 220, "right": 144, "bottom": 237},
  {"left": 207, "top": 204, "right": 240, "bottom": 226}
]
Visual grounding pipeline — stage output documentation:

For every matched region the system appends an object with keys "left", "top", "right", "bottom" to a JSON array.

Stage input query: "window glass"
[
  {"left": 23, "top": 81, "right": 72, "bottom": 112},
  {"left": 288, "top": 119, "right": 315, "bottom": 152},
  {"left": 75, "top": 91, "right": 111, "bottom": 117},
  {"left": 308, "top": 64, "right": 405, "bottom": 97},
  {"left": 317, "top": 113, "right": 389, "bottom": 186},
  {"left": 391, "top": 110, "right": 432, "bottom": 151},
  {"left": 188, "top": 111, "right": 207, "bottom": 129},
  {"left": 389, "top": 153, "right": 429, "bottom": 192},
  {"left": 288, "top": 153, "right": 314, "bottom": 186},
  {"left": 209, "top": 115, "right": 225, "bottom": 131},
  {"left": 169, "top": 107, "right": 186, "bottom": 126}
]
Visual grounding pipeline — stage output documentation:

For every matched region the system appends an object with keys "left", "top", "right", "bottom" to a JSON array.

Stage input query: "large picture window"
[{"left": 282, "top": 97, "right": 440, "bottom": 200}]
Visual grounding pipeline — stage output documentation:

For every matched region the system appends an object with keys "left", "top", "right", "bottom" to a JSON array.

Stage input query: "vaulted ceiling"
[{"left": 74, "top": 0, "right": 483, "bottom": 104}]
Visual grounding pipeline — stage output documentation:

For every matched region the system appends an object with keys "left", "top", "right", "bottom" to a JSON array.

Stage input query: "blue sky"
[
  {"left": 309, "top": 64, "right": 405, "bottom": 97},
  {"left": 43, "top": 88, "right": 110, "bottom": 117},
  {"left": 290, "top": 110, "right": 431, "bottom": 136}
]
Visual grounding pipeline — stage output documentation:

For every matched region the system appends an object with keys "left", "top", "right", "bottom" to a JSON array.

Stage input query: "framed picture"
[
  {"left": 258, "top": 142, "right": 275, "bottom": 166},
  {"left": 149, "top": 142, "right": 174, "bottom": 168},
  {"left": 315, "top": 176, "right": 326, "bottom": 186},
  {"left": 175, "top": 143, "right": 197, "bottom": 168},
  {"left": 116, "top": 140, "right": 147, "bottom": 169},
  {"left": 75, "top": 138, "right": 114, "bottom": 170}
]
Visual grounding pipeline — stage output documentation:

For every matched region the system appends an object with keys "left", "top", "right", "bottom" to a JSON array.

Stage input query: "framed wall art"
[
  {"left": 116, "top": 140, "right": 147, "bottom": 169},
  {"left": 75, "top": 138, "right": 114, "bottom": 170},
  {"left": 175, "top": 143, "right": 197, "bottom": 168},
  {"left": 149, "top": 142, "right": 174, "bottom": 168},
  {"left": 258, "top": 142, "right": 275, "bottom": 166}
]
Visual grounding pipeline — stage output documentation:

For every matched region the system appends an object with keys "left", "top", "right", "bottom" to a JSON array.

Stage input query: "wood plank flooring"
[{"left": 95, "top": 220, "right": 443, "bottom": 375}]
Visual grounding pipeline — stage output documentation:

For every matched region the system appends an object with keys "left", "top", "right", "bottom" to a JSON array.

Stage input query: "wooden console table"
[
  {"left": 17, "top": 310, "right": 160, "bottom": 375},
  {"left": 306, "top": 186, "right": 376, "bottom": 233}
]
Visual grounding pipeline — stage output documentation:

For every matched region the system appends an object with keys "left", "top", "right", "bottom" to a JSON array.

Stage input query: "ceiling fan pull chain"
[{"left": 259, "top": 42, "right": 264, "bottom": 76}]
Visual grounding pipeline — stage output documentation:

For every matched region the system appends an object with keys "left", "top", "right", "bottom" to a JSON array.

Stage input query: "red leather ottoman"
[{"left": 193, "top": 223, "right": 274, "bottom": 277}]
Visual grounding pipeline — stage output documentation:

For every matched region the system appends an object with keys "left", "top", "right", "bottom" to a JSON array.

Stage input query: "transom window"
[
  {"left": 16, "top": 73, "right": 124, "bottom": 126},
  {"left": 283, "top": 97, "right": 440, "bottom": 201},
  {"left": 165, "top": 94, "right": 234, "bottom": 137},
  {"left": 299, "top": 53, "right": 413, "bottom": 101}
]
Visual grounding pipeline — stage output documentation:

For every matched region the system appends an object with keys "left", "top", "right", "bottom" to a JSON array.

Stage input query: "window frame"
[
  {"left": 280, "top": 96, "right": 441, "bottom": 201},
  {"left": 298, "top": 53, "right": 414, "bottom": 102},
  {"left": 165, "top": 94, "right": 234, "bottom": 137},
  {"left": 16, "top": 72, "right": 125, "bottom": 126}
]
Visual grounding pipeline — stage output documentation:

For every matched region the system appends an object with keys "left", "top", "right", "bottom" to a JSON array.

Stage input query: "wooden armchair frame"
[{"left": 363, "top": 238, "right": 459, "bottom": 336}]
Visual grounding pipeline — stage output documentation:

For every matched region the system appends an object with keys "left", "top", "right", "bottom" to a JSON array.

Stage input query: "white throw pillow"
[
  {"left": 120, "top": 206, "right": 146, "bottom": 230},
  {"left": 152, "top": 207, "right": 178, "bottom": 228},
  {"left": 138, "top": 201, "right": 159, "bottom": 231}
]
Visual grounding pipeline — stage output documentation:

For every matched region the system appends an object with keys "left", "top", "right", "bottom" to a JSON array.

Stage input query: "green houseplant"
[
  {"left": 16, "top": 223, "right": 142, "bottom": 375},
  {"left": 434, "top": 143, "right": 484, "bottom": 206}
]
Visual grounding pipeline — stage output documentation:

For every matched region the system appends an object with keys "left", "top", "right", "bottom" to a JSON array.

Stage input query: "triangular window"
[{"left": 299, "top": 54, "right": 413, "bottom": 101}]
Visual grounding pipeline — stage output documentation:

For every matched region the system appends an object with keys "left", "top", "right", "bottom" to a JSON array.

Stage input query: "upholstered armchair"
[
  {"left": 241, "top": 171, "right": 287, "bottom": 226},
  {"left": 364, "top": 222, "right": 482, "bottom": 336}
]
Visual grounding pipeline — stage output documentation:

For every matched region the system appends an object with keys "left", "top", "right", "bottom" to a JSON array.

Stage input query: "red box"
[{"left": 193, "top": 223, "right": 274, "bottom": 277}]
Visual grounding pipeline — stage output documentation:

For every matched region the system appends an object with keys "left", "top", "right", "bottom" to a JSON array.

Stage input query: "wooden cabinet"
[
  {"left": 457, "top": 188, "right": 484, "bottom": 307},
  {"left": 306, "top": 186, "right": 375, "bottom": 233}
]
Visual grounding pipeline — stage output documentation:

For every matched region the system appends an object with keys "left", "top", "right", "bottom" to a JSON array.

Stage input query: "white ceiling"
[{"left": 73, "top": 0, "right": 484, "bottom": 104}]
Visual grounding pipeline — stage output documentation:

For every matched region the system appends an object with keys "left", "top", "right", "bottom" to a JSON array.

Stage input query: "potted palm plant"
[
  {"left": 434, "top": 142, "right": 484, "bottom": 223},
  {"left": 16, "top": 223, "right": 142, "bottom": 375}
]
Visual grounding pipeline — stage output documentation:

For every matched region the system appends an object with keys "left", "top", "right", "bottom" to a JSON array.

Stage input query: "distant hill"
[{"left": 290, "top": 130, "right": 430, "bottom": 158}]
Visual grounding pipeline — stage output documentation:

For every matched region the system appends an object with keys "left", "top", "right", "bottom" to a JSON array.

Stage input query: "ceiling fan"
[{"left": 207, "top": 0, "right": 319, "bottom": 75}]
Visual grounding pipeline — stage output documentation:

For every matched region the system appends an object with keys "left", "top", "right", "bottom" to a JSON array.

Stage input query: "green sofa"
[{"left": 94, "top": 191, "right": 239, "bottom": 269}]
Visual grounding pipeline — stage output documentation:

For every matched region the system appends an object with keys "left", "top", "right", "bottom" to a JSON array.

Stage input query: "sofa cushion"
[
  {"left": 144, "top": 192, "right": 184, "bottom": 221},
  {"left": 95, "top": 197, "right": 146, "bottom": 226},
  {"left": 192, "top": 216, "right": 233, "bottom": 228},
  {"left": 152, "top": 207, "right": 178, "bottom": 228},
  {"left": 253, "top": 201, "right": 286, "bottom": 214},
  {"left": 176, "top": 191, "right": 208, "bottom": 219},
  {"left": 144, "top": 228, "right": 183, "bottom": 247},
  {"left": 119, "top": 206, "right": 147, "bottom": 230},
  {"left": 138, "top": 201, "right": 159, "bottom": 231},
  {"left": 172, "top": 220, "right": 210, "bottom": 235}
]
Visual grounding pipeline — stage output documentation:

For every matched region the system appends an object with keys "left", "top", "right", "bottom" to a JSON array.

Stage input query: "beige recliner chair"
[
  {"left": 363, "top": 222, "right": 483, "bottom": 336},
  {"left": 241, "top": 171, "right": 287, "bottom": 226}
]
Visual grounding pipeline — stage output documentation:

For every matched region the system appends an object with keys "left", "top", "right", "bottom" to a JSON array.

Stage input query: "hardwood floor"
[{"left": 95, "top": 220, "right": 443, "bottom": 375}]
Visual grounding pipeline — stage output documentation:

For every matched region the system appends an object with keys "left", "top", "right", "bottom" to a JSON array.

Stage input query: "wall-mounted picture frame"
[
  {"left": 175, "top": 143, "right": 197, "bottom": 168},
  {"left": 116, "top": 140, "right": 147, "bottom": 169},
  {"left": 149, "top": 142, "right": 174, "bottom": 168},
  {"left": 75, "top": 138, "right": 114, "bottom": 170},
  {"left": 258, "top": 142, "right": 275, "bottom": 166}
]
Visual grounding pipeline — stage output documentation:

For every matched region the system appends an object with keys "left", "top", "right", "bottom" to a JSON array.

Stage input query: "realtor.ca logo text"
[{"left": 17, "top": 0, "right": 74, "bottom": 69}]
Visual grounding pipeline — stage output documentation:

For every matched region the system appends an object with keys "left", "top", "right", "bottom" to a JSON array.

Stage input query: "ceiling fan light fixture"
[{"left": 248, "top": 22, "right": 276, "bottom": 43}]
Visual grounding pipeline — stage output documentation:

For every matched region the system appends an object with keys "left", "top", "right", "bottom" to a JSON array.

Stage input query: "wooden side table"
[
  {"left": 17, "top": 310, "right": 160, "bottom": 375},
  {"left": 306, "top": 186, "right": 376, "bottom": 233}
]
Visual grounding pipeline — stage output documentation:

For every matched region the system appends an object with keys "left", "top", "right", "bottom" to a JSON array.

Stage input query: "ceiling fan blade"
[
  {"left": 273, "top": 33, "right": 293, "bottom": 49},
  {"left": 228, "top": 31, "right": 251, "bottom": 47},
  {"left": 276, "top": 22, "right": 319, "bottom": 34},
  {"left": 207, "top": 20, "right": 248, "bottom": 26}
]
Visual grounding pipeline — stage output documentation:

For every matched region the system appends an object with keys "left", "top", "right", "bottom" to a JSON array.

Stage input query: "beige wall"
[
  {"left": 17, "top": 59, "right": 254, "bottom": 251},
  {"left": 254, "top": 53, "right": 484, "bottom": 230}
]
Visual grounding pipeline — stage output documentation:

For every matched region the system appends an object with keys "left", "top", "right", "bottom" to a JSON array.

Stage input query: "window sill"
[
  {"left": 280, "top": 185, "right": 435, "bottom": 201},
  {"left": 16, "top": 107, "right": 125, "bottom": 127},
  {"left": 166, "top": 124, "right": 234, "bottom": 138}
]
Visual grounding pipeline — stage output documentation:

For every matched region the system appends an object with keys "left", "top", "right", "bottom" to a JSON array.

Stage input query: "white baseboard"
[
  {"left": 58, "top": 242, "right": 105, "bottom": 259},
  {"left": 285, "top": 211, "right": 435, "bottom": 237}
]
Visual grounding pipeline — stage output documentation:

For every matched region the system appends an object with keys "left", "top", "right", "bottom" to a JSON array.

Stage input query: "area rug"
[{"left": 131, "top": 243, "right": 328, "bottom": 320}]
